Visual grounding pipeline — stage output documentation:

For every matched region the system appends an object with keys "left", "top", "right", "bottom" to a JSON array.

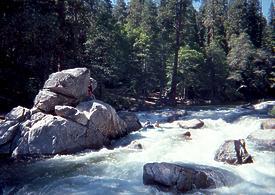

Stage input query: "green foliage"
[
  {"left": 178, "top": 47, "right": 204, "bottom": 99},
  {"left": 0, "top": 0, "right": 273, "bottom": 110}
]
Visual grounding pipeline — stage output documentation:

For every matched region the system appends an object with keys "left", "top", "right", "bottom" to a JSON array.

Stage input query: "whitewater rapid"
[{"left": 1, "top": 104, "right": 275, "bottom": 194}]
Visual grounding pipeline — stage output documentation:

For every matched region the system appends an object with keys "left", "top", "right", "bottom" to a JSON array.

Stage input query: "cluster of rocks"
[{"left": 0, "top": 68, "right": 141, "bottom": 159}]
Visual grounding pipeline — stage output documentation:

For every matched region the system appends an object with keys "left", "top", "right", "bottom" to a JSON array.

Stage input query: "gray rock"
[
  {"left": 214, "top": 140, "right": 253, "bottom": 165},
  {"left": 33, "top": 90, "right": 76, "bottom": 113},
  {"left": 5, "top": 106, "right": 30, "bottom": 122},
  {"left": 0, "top": 120, "right": 19, "bottom": 146},
  {"left": 128, "top": 141, "right": 143, "bottom": 149},
  {"left": 247, "top": 130, "right": 275, "bottom": 151},
  {"left": 261, "top": 119, "right": 275, "bottom": 130},
  {"left": 118, "top": 111, "right": 142, "bottom": 132},
  {"left": 13, "top": 115, "right": 89, "bottom": 156},
  {"left": 55, "top": 105, "right": 88, "bottom": 126},
  {"left": 43, "top": 68, "right": 90, "bottom": 100},
  {"left": 143, "top": 162, "right": 240, "bottom": 193},
  {"left": 77, "top": 100, "right": 127, "bottom": 139},
  {"left": 178, "top": 119, "right": 204, "bottom": 129}
]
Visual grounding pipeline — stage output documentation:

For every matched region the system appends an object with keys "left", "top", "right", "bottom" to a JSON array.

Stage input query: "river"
[{"left": 1, "top": 102, "right": 275, "bottom": 194}]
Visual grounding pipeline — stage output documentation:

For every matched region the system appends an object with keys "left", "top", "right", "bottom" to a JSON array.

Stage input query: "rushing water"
[{"left": 1, "top": 102, "right": 275, "bottom": 194}]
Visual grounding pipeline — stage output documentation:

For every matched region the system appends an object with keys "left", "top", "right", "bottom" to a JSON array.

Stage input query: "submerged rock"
[
  {"left": 214, "top": 140, "right": 253, "bottom": 165},
  {"left": 143, "top": 162, "right": 240, "bottom": 193},
  {"left": 128, "top": 141, "right": 143, "bottom": 149},
  {"left": 261, "top": 119, "right": 275, "bottom": 130},
  {"left": 118, "top": 111, "right": 142, "bottom": 132},
  {"left": 247, "top": 130, "right": 275, "bottom": 151},
  {"left": 177, "top": 119, "right": 204, "bottom": 129},
  {"left": 166, "top": 110, "right": 187, "bottom": 123},
  {"left": 182, "top": 131, "right": 192, "bottom": 140}
]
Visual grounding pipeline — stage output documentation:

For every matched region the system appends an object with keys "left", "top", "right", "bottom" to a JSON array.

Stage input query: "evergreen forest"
[{"left": 0, "top": 0, "right": 274, "bottom": 111}]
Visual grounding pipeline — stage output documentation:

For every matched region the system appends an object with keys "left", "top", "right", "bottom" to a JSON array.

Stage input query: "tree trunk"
[{"left": 169, "top": 0, "right": 184, "bottom": 104}]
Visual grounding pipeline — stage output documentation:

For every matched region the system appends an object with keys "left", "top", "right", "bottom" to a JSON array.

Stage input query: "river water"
[{"left": 1, "top": 102, "right": 275, "bottom": 194}]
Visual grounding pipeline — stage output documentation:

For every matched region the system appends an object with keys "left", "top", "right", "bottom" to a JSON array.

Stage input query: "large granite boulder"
[
  {"left": 12, "top": 114, "right": 106, "bottom": 157},
  {"left": 143, "top": 162, "right": 240, "bottom": 193},
  {"left": 34, "top": 90, "right": 76, "bottom": 113},
  {"left": 214, "top": 140, "right": 253, "bottom": 165},
  {"left": 0, "top": 120, "right": 19, "bottom": 154},
  {"left": 177, "top": 119, "right": 204, "bottom": 129},
  {"left": 43, "top": 68, "right": 90, "bottom": 99},
  {"left": 33, "top": 68, "right": 90, "bottom": 113},
  {"left": 247, "top": 130, "right": 275, "bottom": 151},
  {"left": 118, "top": 111, "right": 142, "bottom": 132},
  {"left": 77, "top": 100, "right": 127, "bottom": 139},
  {"left": 261, "top": 119, "right": 275, "bottom": 130}
]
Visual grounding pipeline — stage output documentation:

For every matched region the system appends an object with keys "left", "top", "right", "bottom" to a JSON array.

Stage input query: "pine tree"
[
  {"left": 246, "top": 0, "right": 266, "bottom": 48},
  {"left": 113, "top": 0, "right": 127, "bottom": 25},
  {"left": 226, "top": 0, "right": 249, "bottom": 39},
  {"left": 201, "top": 0, "right": 228, "bottom": 50}
]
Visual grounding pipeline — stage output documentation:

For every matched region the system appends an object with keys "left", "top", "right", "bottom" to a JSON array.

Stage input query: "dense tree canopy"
[{"left": 0, "top": 0, "right": 273, "bottom": 111}]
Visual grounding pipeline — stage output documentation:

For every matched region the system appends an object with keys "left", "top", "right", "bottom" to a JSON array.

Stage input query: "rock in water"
[
  {"left": 166, "top": 110, "right": 187, "bottom": 123},
  {"left": 43, "top": 68, "right": 90, "bottom": 99},
  {"left": 118, "top": 111, "right": 142, "bottom": 132},
  {"left": 12, "top": 114, "right": 106, "bottom": 157},
  {"left": 177, "top": 119, "right": 204, "bottom": 129},
  {"left": 247, "top": 130, "right": 275, "bottom": 151},
  {"left": 214, "top": 140, "right": 253, "bottom": 165},
  {"left": 143, "top": 162, "right": 240, "bottom": 193},
  {"left": 0, "top": 120, "right": 19, "bottom": 154},
  {"left": 261, "top": 119, "right": 275, "bottom": 130}
]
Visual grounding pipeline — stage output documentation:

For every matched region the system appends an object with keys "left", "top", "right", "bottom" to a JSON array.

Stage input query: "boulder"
[
  {"left": 5, "top": 106, "right": 30, "bottom": 122},
  {"left": 214, "top": 140, "right": 253, "bottom": 165},
  {"left": 0, "top": 120, "right": 19, "bottom": 153},
  {"left": 34, "top": 90, "right": 76, "bottom": 113},
  {"left": 177, "top": 119, "right": 204, "bottom": 129},
  {"left": 12, "top": 114, "right": 106, "bottom": 157},
  {"left": 182, "top": 131, "right": 192, "bottom": 140},
  {"left": 143, "top": 162, "right": 240, "bottom": 193},
  {"left": 77, "top": 100, "right": 127, "bottom": 139},
  {"left": 247, "top": 130, "right": 275, "bottom": 151},
  {"left": 55, "top": 105, "right": 88, "bottom": 126},
  {"left": 118, "top": 111, "right": 142, "bottom": 132},
  {"left": 261, "top": 119, "right": 275, "bottom": 130},
  {"left": 43, "top": 68, "right": 90, "bottom": 100}
]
